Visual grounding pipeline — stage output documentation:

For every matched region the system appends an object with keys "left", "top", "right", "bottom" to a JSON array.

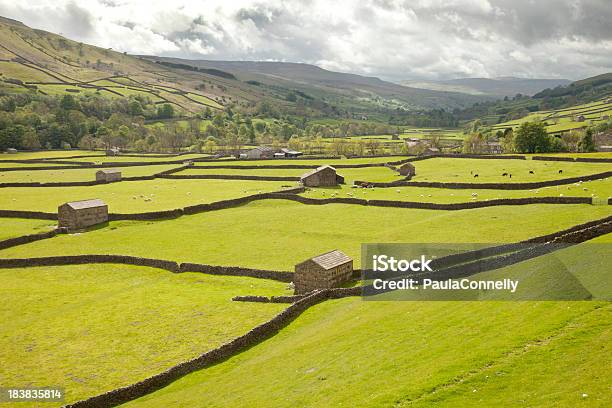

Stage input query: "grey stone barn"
[
  {"left": 398, "top": 162, "right": 416, "bottom": 177},
  {"left": 300, "top": 165, "right": 344, "bottom": 187},
  {"left": 58, "top": 199, "right": 108, "bottom": 232},
  {"left": 294, "top": 250, "right": 353, "bottom": 294},
  {"left": 96, "top": 169, "right": 122, "bottom": 182},
  {"left": 246, "top": 146, "right": 274, "bottom": 159}
]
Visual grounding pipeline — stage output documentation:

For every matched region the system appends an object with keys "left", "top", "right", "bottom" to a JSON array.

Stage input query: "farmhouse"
[
  {"left": 58, "top": 199, "right": 108, "bottom": 231},
  {"left": 294, "top": 250, "right": 354, "bottom": 294},
  {"left": 300, "top": 165, "right": 344, "bottom": 187},
  {"left": 95, "top": 169, "right": 122, "bottom": 182},
  {"left": 246, "top": 146, "right": 274, "bottom": 159},
  {"left": 398, "top": 162, "right": 416, "bottom": 177}
]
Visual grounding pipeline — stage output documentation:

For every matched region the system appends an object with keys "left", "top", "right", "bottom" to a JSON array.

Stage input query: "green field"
[
  {"left": 0, "top": 165, "right": 179, "bottom": 183},
  {"left": 411, "top": 157, "right": 611, "bottom": 183},
  {"left": 492, "top": 99, "right": 612, "bottom": 135},
  {"left": 303, "top": 177, "right": 612, "bottom": 202},
  {"left": 1, "top": 150, "right": 610, "bottom": 407},
  {"left": 0, "top": 179, "right": 294, "bottom": 213},
  {"left": 124, "top": 298, "right": 610, "bottom": 408},
  {"left": 0, "top": 264, "right": 288, "bottom": 406},
  {"left": 2, "top": 202, "right": 610, "bottom": 270},
  {"left": 178, "top": 166, "right": 402, "bottom": 183},
  {"left": 0, "top": 218, "right": 56, "bottom": 241}
]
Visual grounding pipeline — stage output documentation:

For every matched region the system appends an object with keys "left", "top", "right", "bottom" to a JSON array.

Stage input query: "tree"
[
  {"left": 128, "top": 100, "right": 144, "bottom": 116},
  {"left": 513, "top": 122, "right": 550, "bottom": 153},
  {"left": 578, "top": 128, "right": 595, "bottom": 152},
  {"left": 156, "top": 104, "right": 174, "bottom": 119},
  {"left": 78, "top": 135, "right": 97, "bottom": 150},
  {"left": 60, "top": 94, "right": 78, "bottom": 111},
  {"left": 462, "top": 133, "right": 486, "bottom": 154}
]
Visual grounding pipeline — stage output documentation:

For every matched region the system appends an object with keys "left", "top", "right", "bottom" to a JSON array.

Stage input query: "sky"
[{"left": 0, "top": 0, "right": 610, "bottom": 81}]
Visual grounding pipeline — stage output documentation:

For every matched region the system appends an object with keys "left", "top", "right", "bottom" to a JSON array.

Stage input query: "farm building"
[
  {"left": 576, "top": 115, "right": 586, "bottom": 122},
  {"left": 58, "top": 199, "right": 108, "bottom": 232},
  {"left": 300, "top": 165, "right": 344, "bottom": 187},
  {"left": 106, "top": 147, "right": 120, "bottom": 156},
  {"left": 5, "top": 148, "right": 17, "bottom": 154},
  {"left": 422, "top": 147, "right": 440, "bottom": 156},
  {"left": 485, "top": 142, "right": 503, "bottom": 154},
  {"left": 398, "top": 162, "right": 416, "bottom": 177},
  {"left": 246, "top": 146, "right": 274, "bottom": 159},
  {"left": 280, "top": 148, "right": 303, "bottom": 158},
  {"left": 294, "top": 250, "right": 354, "bottom": 294},
  {"left": 95, "top": 169, "right": 122, "bottom": 182}
]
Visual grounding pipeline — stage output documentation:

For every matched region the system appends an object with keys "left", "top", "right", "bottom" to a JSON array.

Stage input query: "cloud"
[{"left": 0, "top": 0, "right": 609, "bottom": 80}]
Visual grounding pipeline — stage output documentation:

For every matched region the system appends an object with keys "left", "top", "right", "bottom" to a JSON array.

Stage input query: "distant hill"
[
  {"left": 141, "top": 57, "right": 492, "bottom": 112},
  {"left": 401, "top": 77, "right": 571, "bottom": 97},
  {"left": 455, "top": 72, "right": 612, "bottom": 126}
]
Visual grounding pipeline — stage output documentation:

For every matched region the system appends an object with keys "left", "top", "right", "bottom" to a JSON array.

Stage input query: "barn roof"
[
  {"left": 250, "top": 146, "right": 273, "bottom": 153},
  {"left": 64, "top": 199, "right": 107, "bottom": 210},
  {"left": 310, "top": 250, "right": 352, "bottom": 270},
  {"left": 300, "top": 165, "right": 336, "bottom": 179},
  {"left": 96, "top": 168, "right": 121, "bottom": 174}
]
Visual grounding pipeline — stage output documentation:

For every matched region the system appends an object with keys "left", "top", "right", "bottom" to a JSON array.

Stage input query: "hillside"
[
  {"left": 0, "top": 16, "right": 493, "bottom": 120},
  {"left": 402, "top": 77, "right": 571, "bottom": 97},
  {"left": 456, "top": 73, "right": 612, "bottom": 125},
  {"left": 141, "top": 57, "right": 490, "bottom": 113}
]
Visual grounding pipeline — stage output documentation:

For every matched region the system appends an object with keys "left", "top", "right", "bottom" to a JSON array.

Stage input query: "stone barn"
[
  {"left": 300, "top": 165, "right": 344, "bottom": 187},
  {"left": 58, "top": 199, "right": 108, "bottom": 232},
  {"left": 96, "top": 169, "right": 122, "bottom": 182},
  {"left": 6, "top": 148, "right": 17, "bottom": 154},
  {"left": 246, "top": 146, "right": 274, "bottom": 159},
  {"left": 398, "top": 162, "right": 416, "bottom": 177},
  {"left": 294, "top": 250, "right": 353, "bottom": 294}
]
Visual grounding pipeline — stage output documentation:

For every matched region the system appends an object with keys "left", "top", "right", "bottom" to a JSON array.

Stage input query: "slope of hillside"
[
  {"left": 402, "top": 77, "right": 571, "bottom": 97},
  {"left": 142, "top": 57, "right": 491, "bottom": 112}
]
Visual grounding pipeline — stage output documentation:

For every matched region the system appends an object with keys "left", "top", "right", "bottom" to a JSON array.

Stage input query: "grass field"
[
  {"left": 0, "top": 150, "right": 104, "bottom": 160},
  {"left": 0, "top": 179, "right": 295, "bottom": 213},
  {"left": 1, "top": 150, "right": 610, "bottom": 407},
  {"left": 0, "top": 218, "right": 56, "bottom": 241},
  {"left": 492, "top": 99, "right": 612, "bottom": 135},
  {"left": 0, "top": 264, "right": 288, "bottom": 406},
  {"left": 0, "top": 165, "right": 180, "bottom": 183},
  {"left": 178, "top": 166, "right": 402, "bottom": 183},
  {"left": 124, "top": 297, "right": 610, "bottom": 407},
  {"left": 411, "top": 157, "right": 611, "bottom": 183},
  {"left": 2, "top": 202, "right": 609, "bottom": 270},
  {"left": 303, "top": 177, "right": 612, "bottom": 202}
]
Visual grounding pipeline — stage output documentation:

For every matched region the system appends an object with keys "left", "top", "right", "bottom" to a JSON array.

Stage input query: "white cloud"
[{"left": 0, "top": 0, "right": 609, "bottom": 80}]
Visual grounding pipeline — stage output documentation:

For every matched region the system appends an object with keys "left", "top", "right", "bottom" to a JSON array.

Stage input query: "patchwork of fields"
[
  {"left": 1, "top": 149, "right": 610, "bottom": 407},
  {"left": 492, "top": 98, "right": 612, "bottom": 135}
]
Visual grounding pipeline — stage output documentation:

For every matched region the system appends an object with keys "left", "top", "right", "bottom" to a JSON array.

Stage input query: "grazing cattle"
[
  {"left": 473, "top": 174, "right": 479, "bottom": 178},
  {"left": 509, "top": 174, "right": 512, "bottom": 178},
  {"left": 529, "top": 170, "right": 534, "bottom": 174},
  {"left": 502, "top": 172, "right": 508, "bottom": 176},
  {"left": 559, "top": 169, "right": 563, "bottom": 174}
]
